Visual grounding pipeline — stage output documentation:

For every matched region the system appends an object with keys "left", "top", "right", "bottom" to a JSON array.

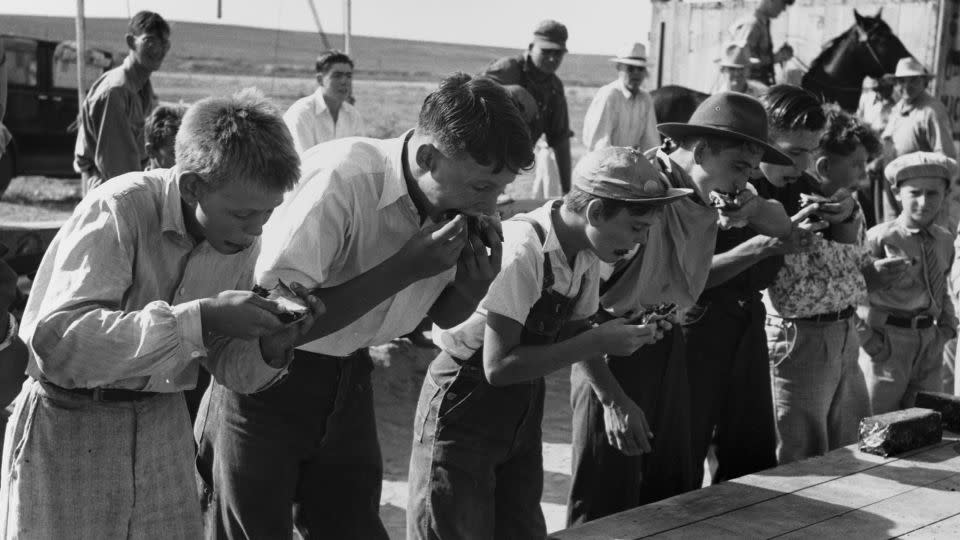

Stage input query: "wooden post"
[
  {"left": 75, "top": 0, "right": 86, "bottom": 103},
  {"left": 344, "top": 0, "right": 351, "bottom": 55}
]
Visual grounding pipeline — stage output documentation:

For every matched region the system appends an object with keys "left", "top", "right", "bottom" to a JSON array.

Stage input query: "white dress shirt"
[
  {"left": 283, "top": 88, "right": 366, "bottom": 155},
  {"left": 582, "top": 79, "right": 660, "bottom": 152}
]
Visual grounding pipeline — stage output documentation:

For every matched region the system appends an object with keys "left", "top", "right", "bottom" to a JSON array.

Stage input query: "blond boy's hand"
[{"left": 201, "top": 290, "right": 297, "bottom": 338}]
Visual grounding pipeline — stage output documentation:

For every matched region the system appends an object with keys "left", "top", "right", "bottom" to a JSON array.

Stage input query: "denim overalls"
[{"left": 407, "top": 203, "right": 585, "bottom": 540}]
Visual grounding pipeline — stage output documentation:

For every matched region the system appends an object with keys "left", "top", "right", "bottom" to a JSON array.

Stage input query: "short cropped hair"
[
  {"left": 129, "top": 11, "right": 170, "bottom": 38},
  {"left": 563, "top": 187, "right": 663, "bottom": 219},
  {"left": 818, "top": 105, "right": 882, "bottom": 159},
  {"left": 418, "top": 73, "right": 535, "bottom": 174},
  {"left": 761, "top": 85, "right": 827, "bottom": 134},
  {"left": 175, "top": 88, "right": 300, "bottom": 193},
  {"left": 316, "top": 50, "right": 354, "bottom": 74},
  {"left": 145, "top": 103, "right": 187, "bottom": 156}
]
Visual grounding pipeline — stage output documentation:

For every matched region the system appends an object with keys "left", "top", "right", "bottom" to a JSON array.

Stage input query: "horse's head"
[{"left": 852, "top": 8, "right": 911, "bottom": 76}]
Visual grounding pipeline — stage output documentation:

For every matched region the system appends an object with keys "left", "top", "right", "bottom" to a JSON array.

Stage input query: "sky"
[{"left": 2, "top": 0, "right": 654, "bottom": 55}]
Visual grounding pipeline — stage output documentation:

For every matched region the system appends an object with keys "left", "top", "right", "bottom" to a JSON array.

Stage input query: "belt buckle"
[{"left": 913, "top": 315, "right": 931, "bottom": 329}]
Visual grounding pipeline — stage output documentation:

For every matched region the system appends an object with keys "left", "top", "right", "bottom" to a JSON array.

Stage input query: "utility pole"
[
  {"left": 344, "top": 0, "right": 351, "bottom": 55},
  {"left": 75, "top": 0, "right": 86, "bottom": 103}
]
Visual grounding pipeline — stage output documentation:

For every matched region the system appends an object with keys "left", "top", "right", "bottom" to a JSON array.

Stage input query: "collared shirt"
[
  {"left": 767, "top": 230, "right": 871, "bottom": 319},
  {"left": 19, "top": 168, "right": 285, "bottom": 394},
  {"left": 255, "top": 132, "right": 456, "bottom": 356},
  {"left": 582, "top": 79, "right": 659, "bottom": 152},
  {"left": 731, "top": 11, "right": 775, "bottom": 85},
  {"left": 74, "top": 55, "right": 156, "bottom": 180},
  {"left": 882, "top": 91, "right": 956, "bottom": 160},
  {"left": 857, "top": 91, "right": 893, "bottom": 135},
  {"left": 600, "top": 147, "right": 718, "bottom": 314},
  {"left": 484, "top": 54, "right": 571, "bottom": 147},
  {"left": 865, "top": 215, "right": 956, "bottom": 327},
  {"left": 283, "top": 88, "right": 366, "bottom": 155},
  {"left": 432, "top": 201, "right": 600, "bottom": 360}
]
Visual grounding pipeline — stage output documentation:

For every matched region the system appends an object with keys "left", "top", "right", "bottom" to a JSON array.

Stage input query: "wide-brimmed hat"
[
  {"left": 717, "top": 41, "right": 756, "bottom": 69},
  {"left": 610, "top": 43, "right": 648, "bottom": 68},
  {"left": 891, "top": 57, "right": 933, "bottom": 79},
  {"left": 574, "top": 147, "right": 693, "bottom": 204},
  {"left": 532, "top": 20, "right": 568, "bottom": 52},
  {"left": 657, "top": 92, "right": 792, "bottom": 165}
]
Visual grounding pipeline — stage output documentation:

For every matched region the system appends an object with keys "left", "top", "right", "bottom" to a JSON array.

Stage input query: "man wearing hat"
[
  {"left": 283, "top": 50, "right": 365, "bottom": 155},
  {"left": 716, "top": 41, "right": 767, "bottom": 97},
  {"left": 567, "top": 92, "right": 793, "bottom": 524},
  {"left": 860, "top": 151, "right": 958, "bottom": 413},
  {"left": 485, "top": 20, "right": 574, "bottom": 192},
  {"left": 582, "top": 43, "right": 659, "bottom": 153},
  {"left": 730, "top": 0, "right": 795, "bottom": 86},
  {"left": 882, "top": 57, "right": 955, "bottom": 163},
  {"left": 407, "top": 146, "right": 690, "bottom": 539}
]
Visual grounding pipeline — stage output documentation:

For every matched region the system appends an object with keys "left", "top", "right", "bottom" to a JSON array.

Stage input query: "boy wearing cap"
[
  {"left": 568, "top": 92, "right": 793, "bottom": 524},
  {"left": 859, "top": 151, "right": 958, "bottom": 413},
  {"left": 485, "top": 20, "right": 573, "bottom": 192},
  {"left": 284, "top": 50, "right": 364, "bottom": 155},
  {"left": 582, "top": 43, "right": 659, "bottom": 153},
  {"left": 407, "top": 146, "right": 690, "bottom": 539}
]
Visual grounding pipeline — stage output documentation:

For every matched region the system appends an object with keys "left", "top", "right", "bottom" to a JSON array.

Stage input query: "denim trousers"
[
  {"left": 407, "top": 351, "right": 546, "bottom": 540},
  {"left": 767, "top": 316, "right": 872, "bottom": 464},
  {"left": 683, "top": 294, "right": 778, "bottom": 485},
  {"left": 194, "top": 349, "right": 388, "bottom": 540},
  {"left": 859, "top": 323, "right": 945, "bottom": 414},
  {"left": 1, "top": 379, "right": 201, "bottom": 539},
  {"left": 567, "top": 328, "right": 697, "bottom": 526}
]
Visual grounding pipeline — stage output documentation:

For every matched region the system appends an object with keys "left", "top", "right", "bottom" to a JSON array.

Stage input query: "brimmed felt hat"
[
  {"left": 610, "top": 43, "right": 648, "bottom": 68},
  {"left": 884, "top": 151, "right": 958, "bottom": 186},
  {"left": 533, "top": 20, "right": 568, "bottom": 52},
  {"left": 891, "top": 57, "right": 933, "bottom": 79},
  {"left": 717, "top": 42, "right": 756, "bottom": 69},
  {"left": 574, "top": 146, "right": 693, "bottom": 204},
  {"left": 657, "top": 92, "right": 792, "bottom": 165}
]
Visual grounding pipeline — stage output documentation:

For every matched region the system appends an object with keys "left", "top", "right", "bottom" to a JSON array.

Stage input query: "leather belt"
[
  {"left": 797, "top": 305, "right": 856, "bottom": 323},
  {"left": 45, "top": 382, "right": 159, "bottom": 403},
  {"left": 885, "top": 314, "right": 935, "bottom": 329}
]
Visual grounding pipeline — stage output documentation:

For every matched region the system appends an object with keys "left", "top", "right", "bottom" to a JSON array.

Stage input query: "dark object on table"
[
  {"left": 859, "top": 408, "right": 942, "bottom": 457},
  {"left": 252, "top": 280, "right": 308, "bottom": 324},
  {"left": 915, "top": 391, "right": 960, "bottom": 432}
]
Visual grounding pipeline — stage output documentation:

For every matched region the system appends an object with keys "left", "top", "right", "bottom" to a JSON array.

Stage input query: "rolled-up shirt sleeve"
[{"left": 28, "top": 197, "right": 205, "bottom": 388}]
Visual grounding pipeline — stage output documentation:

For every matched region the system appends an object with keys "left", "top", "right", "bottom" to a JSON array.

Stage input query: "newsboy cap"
[
  {"left": 574, "top": 147, "right": 692, "bottom": 204},
  {"left": 884, "top": 151, "right": 959, "bottom": 186}
]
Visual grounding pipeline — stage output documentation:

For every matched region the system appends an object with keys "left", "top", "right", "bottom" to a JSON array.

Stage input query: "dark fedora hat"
[{"left": 658, "top": 92, "right": 792, "bottom": 165}]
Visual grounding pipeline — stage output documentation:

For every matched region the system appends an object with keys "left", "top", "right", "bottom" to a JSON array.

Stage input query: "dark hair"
[
  {"left": 761, "top": 85, "right": 827, "bottom": 133},
  {"left": 128, "top": 11, "right": 170, "bottom": 37},
  {"left": 315, "top": 50, "right": 354, "bottom": 74},
  {"left": 418, "top": 73, "right": 534, "bottom": 174},
  {"left": 563, "top": 187, "right": 662, "bottom": 219},
  {"left": 146, "top": 103, "right": 187, "bottom": 155},
  {"left": 818, "top": 105, "right": 881, "bottom": 159}
]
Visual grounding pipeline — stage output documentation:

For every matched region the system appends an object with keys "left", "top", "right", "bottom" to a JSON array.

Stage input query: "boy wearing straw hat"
[
  {"left": 716, "top": 41, "right": 768, "bottom": 97},
  {"left": 582, "top": 43, "right": 659, "bottom": 153}
]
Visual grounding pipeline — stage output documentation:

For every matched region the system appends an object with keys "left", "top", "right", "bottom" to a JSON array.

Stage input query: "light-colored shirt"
[
  {"left": 731, "top": 11, "right": 774, "bottom": 85},
  {"left": 283, "top": 88, "right": 365, "bottom": 155},
  {"left": 882, "top": 91, "right": 956, "bottom": 161},
  {"left": 767, "top": 231, "right": 871, "bottom": 319},
  {"left": 582, "top": 79, "right": 659, "bottom": 152},
  {"left": 600, "top": 148, "right": 718, "bottom": 314},
  {"left": 857, "top": 91, "right": 893, "bottom": 135},
  {"left": 255, "top": 132, "right": 456, "bottom": 356},
  {"left": 864, "top": 215, "right": 956, "bottom": 328},
  {"left": 19, "top": 168, "right": 285, "bottom": 394},
  {"left": 74, "top": 55, "right": 156, "bottom": 180},
  {"left": 432, "top": 201, "right": 600, "bottom": 360}
]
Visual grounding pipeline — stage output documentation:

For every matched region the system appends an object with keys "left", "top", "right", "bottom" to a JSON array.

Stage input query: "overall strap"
[{"left": 507, "top": 200, "right": 563, "bottom": 292}]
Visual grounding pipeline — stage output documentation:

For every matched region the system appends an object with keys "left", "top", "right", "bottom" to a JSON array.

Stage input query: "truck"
[{"left": 649, "top": 0, "right": 960, "bottom": 141}]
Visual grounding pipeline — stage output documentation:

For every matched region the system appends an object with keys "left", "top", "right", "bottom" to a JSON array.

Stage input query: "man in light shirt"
[
  {"left": 283, "top": 50, "right": 365, "bottom": 154},
  {"left": 195, "top": 73, "right": 534, "bottom": 539},
  {"left": 582, "top": 43, "right": 659, "bottom": 153}
]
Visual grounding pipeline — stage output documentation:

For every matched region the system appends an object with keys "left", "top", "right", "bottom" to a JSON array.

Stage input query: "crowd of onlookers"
[{"left": 1, "top": 2, "right": 960, "bottom": 539}]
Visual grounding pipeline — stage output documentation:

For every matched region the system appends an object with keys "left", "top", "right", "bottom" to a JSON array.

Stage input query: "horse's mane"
[{"left": 806, "top": 26, "right": 853, "bottom": 74}]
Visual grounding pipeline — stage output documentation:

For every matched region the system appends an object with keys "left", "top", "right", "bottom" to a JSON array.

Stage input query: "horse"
[{"left": 650, "top": 9, "right": 911, "bottom": 124}]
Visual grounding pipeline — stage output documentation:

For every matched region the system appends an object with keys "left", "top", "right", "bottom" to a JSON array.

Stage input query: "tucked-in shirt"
[
  {"left": 731, "top": 11, "right": 775, "bottom": 85},
  {"left": 255, "top": 132, "right": 456, "bottom": 357},
  {"left": 484, "top": 54, "right": 572, "bottom": 147},
  {"left": 582, "top": 79, "right": 659, "bottom": 152},
  {"left": 865, "top": 215, "right": 956, "bottom": 327},
  {"left": 432, "top": 202, "right": 600, "bottom": 360},
  {"left": 882, "top": 91, "right": 956, "bottom": 160},
  {"left": 283, "top": 88, "right": 366, "bottom": 155},
  {"left": 601, "top": 148, "right": 717, "bottom": 314},
  {"left": 19, "top": 168, "right": 285, "bottom": 394},
  {"left": 767, "top": 231, "right": 871, "bottom": 319},
  {"left": 74, "top": 54, "right": 156, "bottom": 180}
]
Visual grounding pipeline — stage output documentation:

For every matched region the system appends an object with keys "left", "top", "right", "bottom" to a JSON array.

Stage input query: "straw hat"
[
  {"left": 717, "top": 42, "right": 756, "bottom": 69},
  {"left": 574, "top": 147, "right": 692, "bottom": 204},
  {"left": 891, "top": 57, "right": 933, "bottom": 79},
  {"left": 610, "top": 43, "right": 648, "bottom": 68}
]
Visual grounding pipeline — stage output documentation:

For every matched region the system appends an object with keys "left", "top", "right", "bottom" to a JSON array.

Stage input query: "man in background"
[
  {"left": 74, "top": 11, "right": 169, "bottom": 195},
  {"left": 715, "top": 41, "right": 767, "bottom": 97},
  {"left": 730, "top": 0, "right": 795, "bottom": 86},
  {"left": 582, "top": 43, "right": 659, "bottom": 153}
]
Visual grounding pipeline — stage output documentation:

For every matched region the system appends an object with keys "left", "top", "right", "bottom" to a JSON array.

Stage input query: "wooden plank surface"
[{"left": 552, "top": 435, "right": 960, "bottom": 540}]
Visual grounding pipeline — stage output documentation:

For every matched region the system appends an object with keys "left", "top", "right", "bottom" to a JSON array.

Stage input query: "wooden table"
[{"left": 552, "top": 433, "right": 960, "bottom": 539}]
